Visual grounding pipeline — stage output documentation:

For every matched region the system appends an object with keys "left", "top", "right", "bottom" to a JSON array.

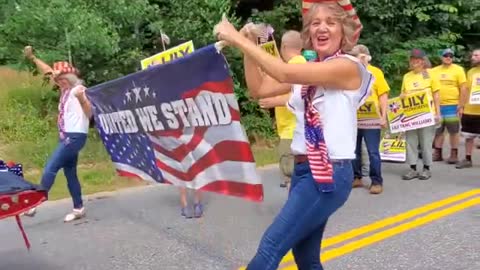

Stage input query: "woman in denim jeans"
[
  {"left": 214, "top": 1, "right": 373, "bottom": 269},
  {"left": 23, "top": 46, "right": 91, "bottom": 222}
]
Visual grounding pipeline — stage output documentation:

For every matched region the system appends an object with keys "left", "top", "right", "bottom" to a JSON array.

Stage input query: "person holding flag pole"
[
  {"left": 215, "top": 0, "right": 373, "bottom": 268},
  {"left": 148, "top": 32, "right": 204, "bottom": 218}
]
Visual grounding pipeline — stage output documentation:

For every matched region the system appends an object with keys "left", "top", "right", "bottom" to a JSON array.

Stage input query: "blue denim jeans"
[
  {"left": 41, "top": 132, "right": 87, "bottom": 209},
  {"left": 246, "top": 160, "right": 353, "bottom": 270},
  {"left": 352, "top": 129, "right": 383, "bottom": 185}
]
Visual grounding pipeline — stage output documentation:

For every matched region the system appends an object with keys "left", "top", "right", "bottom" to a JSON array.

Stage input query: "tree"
[
  {"left": 354, "top": 0, "right": 480, "bottom": 94},
  {"left": 1, "top": 0, "right": 480, "bottom": 139},
  {"left": 0, "top": 0, "right": 157, "bottom": 83}
]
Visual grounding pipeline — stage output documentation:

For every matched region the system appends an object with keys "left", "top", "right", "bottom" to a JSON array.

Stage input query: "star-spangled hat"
[
  {"left": 52, "top": 61, "right": 79, "bottom": 76},
  {"left": 302, "top": 0, "right": 363, "bottom": 45}
]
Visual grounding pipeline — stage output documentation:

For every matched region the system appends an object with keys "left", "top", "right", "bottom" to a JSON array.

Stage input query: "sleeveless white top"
[
  {"left": 286, "top": 55, "right": 374, "bottom": 159},
  {"left": 58, "top": 85, "right": 90, "bottom": 134}
]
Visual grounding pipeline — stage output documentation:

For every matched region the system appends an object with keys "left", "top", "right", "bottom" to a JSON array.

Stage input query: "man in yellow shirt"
[
  {"left": 349, "top": 45, "right": 389, "bottom": 194},
  {"left": 431, "top": 48, "right": 467, "bottom": 164},
  {"left": 401, "top": 49, "right": 441, "bottom": 181},
  {"left": 243, "top": 30, "right": 305, "bottom": 188},
  {"left": 456, "top": 49, "right": 480, "bottom": 169}
]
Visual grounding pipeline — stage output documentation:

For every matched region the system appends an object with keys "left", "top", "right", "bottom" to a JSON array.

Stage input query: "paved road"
[{"left": 1, "top": 146, "right": 479, "bottom": 270}]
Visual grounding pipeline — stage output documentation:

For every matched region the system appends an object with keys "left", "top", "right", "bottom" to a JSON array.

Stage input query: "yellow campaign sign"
[
  {"left": 469, "top": 73, "right": 480, "bottom": 105},
  {"left": 379, "top": 135, "right": 406, "bottom": 162},
  {"left": 260, "top": 40, "right": 280, "bottom": 58},
  {"left": 140, "top": 41, "right": 195, "bottom": 70},
  {"left": 387, "top": 90, "right": 435, "bottom": 134},
  {"left": 357, "top": 100, "right": 381, "bottom": 129}
]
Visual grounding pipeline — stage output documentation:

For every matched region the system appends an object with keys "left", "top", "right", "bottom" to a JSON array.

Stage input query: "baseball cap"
[
  {"left": 441, "top": 48, "right": 454, "bottom": 56},
  {"left": 410, "top": 49, "right": 426, "bottom": 58}
]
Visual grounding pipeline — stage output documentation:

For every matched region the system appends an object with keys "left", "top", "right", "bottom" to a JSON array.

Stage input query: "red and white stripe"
[
  {"left": 57, "top": 88, "right": 71, "bottom": 138},
  {"left": 305, "top": 103, "right": 333, "bottom": 182},
  {"left": 147, "top": 80, "right": 263, "bottom": 201},
  {"left": 53, "top": 61, "right": 78, "bottom": 76}
]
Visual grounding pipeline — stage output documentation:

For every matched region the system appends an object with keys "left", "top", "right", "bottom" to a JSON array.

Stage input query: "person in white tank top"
[
  {"left": 215, "top": 1, "right": 373, "bottom": 269},
  {"left": 23, "top": 46, "right": 91, "bottom": 222}
]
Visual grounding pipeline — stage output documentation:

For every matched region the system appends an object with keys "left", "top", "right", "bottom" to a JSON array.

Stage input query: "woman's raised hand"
[
  {"left": 24, "top": 46, "right": 35, "bottom": 60},
  {"left": 213, "top": 14, "right": 243, "bottom": 46}
]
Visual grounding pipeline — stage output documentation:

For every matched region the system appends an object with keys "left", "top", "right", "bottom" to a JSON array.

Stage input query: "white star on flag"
[
  {"left": 132, "top": 87, "right": 142, "bottom": 103},
  {"left": 143, "top": 86, "right": 150, "bottom": 97}
]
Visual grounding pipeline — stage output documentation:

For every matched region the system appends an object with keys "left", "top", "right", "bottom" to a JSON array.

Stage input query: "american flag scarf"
[
  {"left": 52, "top": 61, "right": 78, "bottom": 139},
  {"left": 301, "top": 50, "right": 343, "bottom": 192},
  {"left": 58, "top": 88, "right": 71, "bottom": 139}
]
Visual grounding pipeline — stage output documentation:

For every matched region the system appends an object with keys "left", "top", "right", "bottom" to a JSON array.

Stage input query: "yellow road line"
[
  {"left": 282, "top": 196, "right": 480, "bottom": 270},
  {"left": 277, "top": 189, "right": 480, "bottom": 267},
  {"left": 238, "top": 189, "right": 480, "bottom": 270}
]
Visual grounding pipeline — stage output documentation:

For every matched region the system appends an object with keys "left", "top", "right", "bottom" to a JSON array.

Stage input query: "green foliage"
[
  {"left": 149, "top": 0, "right": 240, "bottom": 47},
  {"left": 354, "top": 0, "right": 480, "bottom": 96},
  {"left": 0, "top": 68, "right": 110, "bottom": 167},
  {"left": 250, "top": 0, "right": 302, "bottom": 36},
  {"left": 1, "top": 0, "right": 480, "bottom": 139}
]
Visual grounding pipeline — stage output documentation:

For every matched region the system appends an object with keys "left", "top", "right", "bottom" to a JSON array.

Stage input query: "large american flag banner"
[{"left": 85, "top": 44, "right": 263, "bottom": 201}]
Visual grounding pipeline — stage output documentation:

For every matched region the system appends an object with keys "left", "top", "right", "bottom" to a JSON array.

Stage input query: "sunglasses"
[{"left": 443, "top": 54, "right": 454, "bottom": 58}]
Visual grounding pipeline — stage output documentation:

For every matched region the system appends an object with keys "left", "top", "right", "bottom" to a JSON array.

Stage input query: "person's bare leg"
[
  {"left": 434, "top": 133, "right": 444, "bottom": 149},
  {"left": 466, "top": 138, "right": 474, "bottom": 156},
  {"left": 179, "top": 187, "right": 193, "bottom": 218},
  {"left": 433, "top": 131, "right": 444, "bottom": 161},
  {"left": 194, "top": 190, "right": 202, "bottom": 204},
  {"left": 450, "top": 133, "right": 459, "bottom": 149},
  {"left": 194, "top": 190, "right": 204, "bottom": 218},
  {"left": 456, "top": 138, "right": 475, "bottom": 169},
  {"left": 447, "top": 132, "right": 460, "bottom": 164},
  {"left": 179, "top": 187, "right": 188, "bottom": 208}
]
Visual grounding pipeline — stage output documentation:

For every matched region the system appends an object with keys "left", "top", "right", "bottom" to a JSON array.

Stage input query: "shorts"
[
  {"left": 278, "top": 139, "right": 294, "bottom": 178},
  {"left": 435, "top": 105, "right": 460, "bottom": 135},
  {"left": 461, "top": 114, "right": 480, "bottom": 138}
]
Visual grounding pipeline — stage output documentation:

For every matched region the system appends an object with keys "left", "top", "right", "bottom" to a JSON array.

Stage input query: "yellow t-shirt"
[
  {"left": 431, "top": 64, "right": 467, "bottom": 105},
  {"left": 401, "top": 69, "right": 440, "bottom": 113},
  {"left": 275, "top": 55, "right": 306, "bottom": 139},
  {"left": 364, "top": 64, "right": 390, "bottom": 103},
  {"left": 401, "top": 69, "right": 440, "bottom": 95},
  {"left": 464, "top": 67, "right": 480, "bottom": 115}
]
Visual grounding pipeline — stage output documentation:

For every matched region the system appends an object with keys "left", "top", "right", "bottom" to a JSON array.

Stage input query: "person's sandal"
[
  {"left": 194, "top": 203, "right": 204, "bottom": 218},
  {"left": 64, "top": 207, "right": 85, "bottom": 223},
  {"left": 181, "top": 207, "right": 193, "bottom": 219},
  {"left": 23, "top": 207, "right": 37, "bottom": 217}
]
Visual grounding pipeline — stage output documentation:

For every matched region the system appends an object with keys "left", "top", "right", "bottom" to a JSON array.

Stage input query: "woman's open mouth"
[{"left": 315, "top": 36, "right": 329, "bottom": 46}]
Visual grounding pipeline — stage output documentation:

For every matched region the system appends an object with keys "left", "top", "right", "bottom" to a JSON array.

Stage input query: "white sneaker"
[
  {"left": 24, "top": 207, "right": 37, "bottom": 217},
  {"left": 64, "top": 207, "right": 85, "bottom": 222}
]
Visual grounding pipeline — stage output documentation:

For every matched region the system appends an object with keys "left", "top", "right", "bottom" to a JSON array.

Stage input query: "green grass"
[
  {"left": 252, "top": 144, "right": 278, "bottom": 167},
  {"left": 0, "top": 67, "right": 278, "bottom": 201}
]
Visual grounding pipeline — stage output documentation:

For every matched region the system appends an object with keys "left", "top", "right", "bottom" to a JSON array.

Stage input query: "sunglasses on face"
[{"left": 443, "top": 54, "right": 453, "bottom": 58}]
